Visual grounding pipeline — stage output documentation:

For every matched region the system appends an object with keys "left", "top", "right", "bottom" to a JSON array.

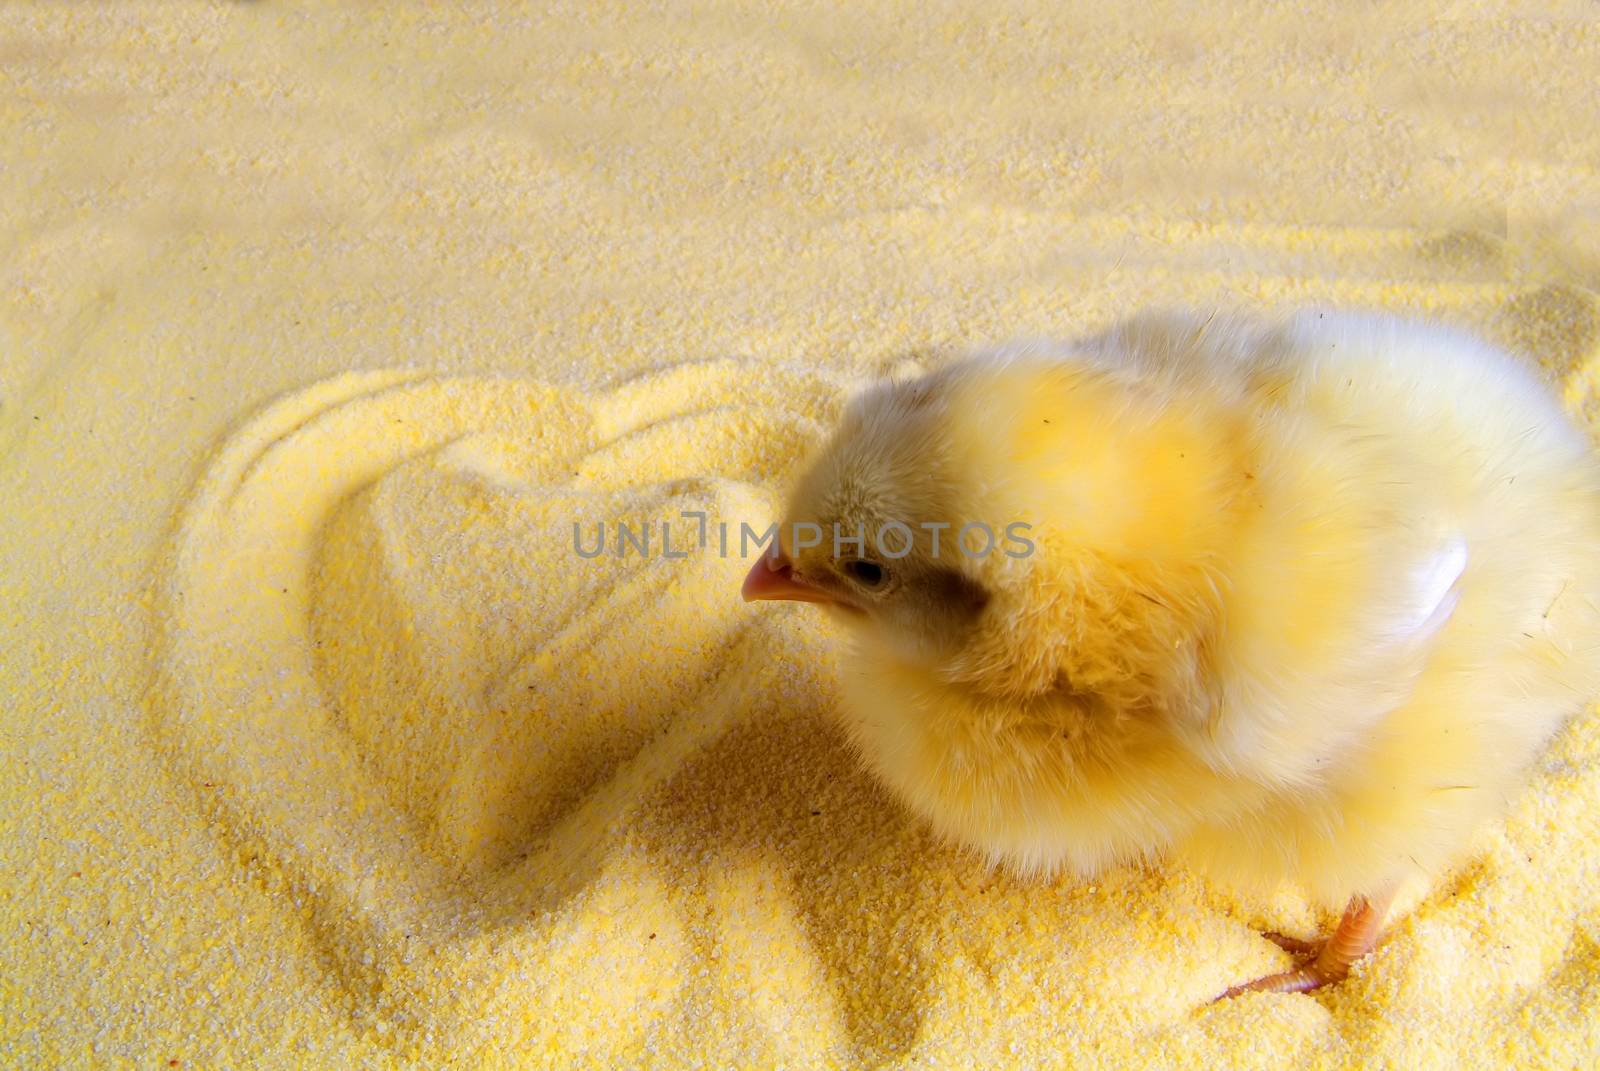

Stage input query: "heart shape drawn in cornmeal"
[{"left": 146, "top": 358, "right": 852, "bottom": 1050}]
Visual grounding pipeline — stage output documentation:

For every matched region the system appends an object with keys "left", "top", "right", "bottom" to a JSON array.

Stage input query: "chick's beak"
[{"left": 741, "top": 552, "right": 837, "bottom": 606}]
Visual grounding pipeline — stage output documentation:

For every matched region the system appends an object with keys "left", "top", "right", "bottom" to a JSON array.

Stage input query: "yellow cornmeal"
[{"left": 3, "top": 3, "right": 1599, "bottom": 1068}]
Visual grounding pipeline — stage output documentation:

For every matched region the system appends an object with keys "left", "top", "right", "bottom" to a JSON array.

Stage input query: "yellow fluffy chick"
[{"left": 742, "top": 310, "right": 1600, "bottom": 996}]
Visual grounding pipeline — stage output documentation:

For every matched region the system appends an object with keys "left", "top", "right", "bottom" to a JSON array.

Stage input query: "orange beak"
[{"left": 741, "top": 552, "right": 838, "bottom": 606}]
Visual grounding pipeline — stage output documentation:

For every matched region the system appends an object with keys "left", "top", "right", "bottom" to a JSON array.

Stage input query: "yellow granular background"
[{"left": 4, "top": 4, "right": 1600, "bottom": 1068}]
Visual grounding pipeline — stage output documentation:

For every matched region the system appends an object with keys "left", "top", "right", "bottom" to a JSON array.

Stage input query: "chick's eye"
[{"left": 842, "top": 558, "right": 887, "bottom": 589}]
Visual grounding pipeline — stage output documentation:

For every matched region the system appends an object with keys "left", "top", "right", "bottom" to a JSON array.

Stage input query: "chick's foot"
[{"left": 1216, "top": 891, "right": 1392, "bottom": 1001}]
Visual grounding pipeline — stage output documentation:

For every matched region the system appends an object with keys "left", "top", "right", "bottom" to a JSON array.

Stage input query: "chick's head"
[
  {"left": 743, "top": 371, "right": 996, "bottom": 665},
  {"left": 745, "top": 353, "right": 1237, "bottom": 718}
]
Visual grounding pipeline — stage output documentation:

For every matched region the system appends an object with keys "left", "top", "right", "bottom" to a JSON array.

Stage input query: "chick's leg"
[{"left": 1217, "top": 890, "right": 1395, "bottom": 1000}]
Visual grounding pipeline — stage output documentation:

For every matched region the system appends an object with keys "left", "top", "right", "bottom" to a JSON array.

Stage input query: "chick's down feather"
[{"left": 752, "top": 311, "right": 1600, "bottom": 928}]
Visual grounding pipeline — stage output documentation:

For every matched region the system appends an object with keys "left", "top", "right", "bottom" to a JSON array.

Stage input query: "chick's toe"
[{"left": 1261, "top": 931, "right": 1322, "bottom": 957}]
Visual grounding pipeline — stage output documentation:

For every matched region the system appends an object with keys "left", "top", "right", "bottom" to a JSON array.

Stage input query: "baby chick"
[{"left": 743, "top": 310, "right": 1600, "bottom": 997}]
